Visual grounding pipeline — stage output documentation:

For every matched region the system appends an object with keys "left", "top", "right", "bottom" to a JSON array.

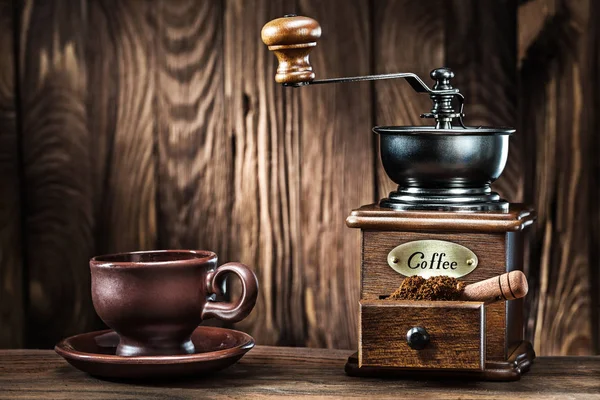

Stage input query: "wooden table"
[{"left": 1, "top": 346, "right": 599, "bottom": 399}]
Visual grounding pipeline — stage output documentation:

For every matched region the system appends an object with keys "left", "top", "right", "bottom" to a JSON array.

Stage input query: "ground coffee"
[{"left": 388, "top": 276, "right": 466, "bottom": 301}]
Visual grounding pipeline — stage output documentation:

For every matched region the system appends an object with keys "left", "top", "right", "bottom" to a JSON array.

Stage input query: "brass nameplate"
[{"left": 387, "top": 240, "right": 478, "bottom": 278}]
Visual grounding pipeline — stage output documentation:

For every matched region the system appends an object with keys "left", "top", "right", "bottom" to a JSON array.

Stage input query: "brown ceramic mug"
[{"left": 90, "top": 250, "right": 259, "bottom": 357}]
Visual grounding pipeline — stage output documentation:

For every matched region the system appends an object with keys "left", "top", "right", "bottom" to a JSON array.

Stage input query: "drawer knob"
[{"left": 406, "top": 326, "right": 430, "bottom": 350}]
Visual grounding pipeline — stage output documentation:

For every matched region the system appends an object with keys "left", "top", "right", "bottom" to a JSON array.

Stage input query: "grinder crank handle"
[
  {"left": 461, "top": 271, "right": 528, "bottom": 304},
  {"left": 260, "top": 15, "right": 447, "bottom": 94},
  {"left": 261, "top": 15, "right": 466, "bottom": 128}
]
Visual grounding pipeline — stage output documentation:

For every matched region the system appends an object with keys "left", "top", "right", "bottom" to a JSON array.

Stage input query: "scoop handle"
[{"left": 461, "top": 271, "right": 528, "bottom": 303}]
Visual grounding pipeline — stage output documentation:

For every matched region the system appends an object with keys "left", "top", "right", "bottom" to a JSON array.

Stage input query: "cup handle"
[{"left": 201, "top": 262, "right": 259, "bottom": 322}]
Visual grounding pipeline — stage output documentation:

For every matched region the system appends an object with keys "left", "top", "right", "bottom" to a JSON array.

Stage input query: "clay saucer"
[{"left": 55, "top": 326, "right": 254, "bottom": 379}]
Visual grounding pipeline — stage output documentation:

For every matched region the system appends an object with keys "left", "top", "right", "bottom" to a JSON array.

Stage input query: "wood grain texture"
[
  {"left": 445, "top": 0, "right": 521, "bottom": 203},
  {"left": 18, "top": 0, "right": 95, "bottom": 348},
  {"left": 224, "top": 0, "right": 304, "bottom": 345},
  {"left": 86, "top": 0, "right": 158, "bottom": 255},
  {"left": 588, "top": 0, "right": 600, "bottom": 354},
  {"left": 154, "top": 0, "right": 231, "bottom": 256},
  {"left": 519, "top": 0, "right": 595, "bottom": 355},
  {"left": 518, "top": 0, "right": 556, "bottom": 64},
  {"left": 0, "top": 0, "right": 24, "bottom": 348},
  {"left": 360, "top": 300, "right": 484, "bottom": 369},
  {"left": 506, "top": 231, "right": 526, "bottom": 354},
  {"left": 1, "top": 349, "right": 600, "bottom": 399},
  {"left": 298, "top": 0, "right": 373, "bottom": 349},
  {"left": 347, "top": 204, "right": 536, "bottom": 233},
  {"left": 373, "top": 0, "right": 444, "bottom": 200}
]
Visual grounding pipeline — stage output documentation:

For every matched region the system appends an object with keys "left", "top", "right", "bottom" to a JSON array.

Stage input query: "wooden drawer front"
[{"left": 359, "top": 300, "right": 485, "bottom": 370}]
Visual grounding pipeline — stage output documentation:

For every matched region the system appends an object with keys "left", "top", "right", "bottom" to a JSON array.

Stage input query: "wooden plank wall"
[
  {"left": 519, "top": 0, "right": 597, "bottom": 355},
  {"left": 0, "top": 0, "right": 23, "bottom": 348},
  {"left": 0, "top": 0, "right": 597, "bottom": 355},
  {"left": 18, "top": 0, "right": 95, "bottom": 348}
]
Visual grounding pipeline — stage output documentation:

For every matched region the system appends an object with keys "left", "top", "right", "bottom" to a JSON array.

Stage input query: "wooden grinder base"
[
  {"left": 345, "top": 340, "right": 535, "bottom": 381},
  {"left": 346, "top": 204, "right": 537, "bottom": 380}
]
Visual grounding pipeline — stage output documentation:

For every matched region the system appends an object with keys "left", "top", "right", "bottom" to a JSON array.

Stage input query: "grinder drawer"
[{"left": 359, "top": 300, "right": 485, "bottom": 370}]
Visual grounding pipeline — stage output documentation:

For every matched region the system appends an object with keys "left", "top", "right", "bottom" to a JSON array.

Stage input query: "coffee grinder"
[{"left": 262, "top": 15, "right": 536, "bottom": 380}]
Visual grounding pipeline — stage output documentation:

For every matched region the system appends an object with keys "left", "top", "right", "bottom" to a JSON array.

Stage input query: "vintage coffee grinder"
[{"left": 262, "top": 15, "right": 536, "bottom": 380}]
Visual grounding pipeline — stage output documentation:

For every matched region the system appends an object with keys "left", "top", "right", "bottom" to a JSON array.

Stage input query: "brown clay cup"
[{"left": 90, "top": 250, "right": 259, "bottom": 357}]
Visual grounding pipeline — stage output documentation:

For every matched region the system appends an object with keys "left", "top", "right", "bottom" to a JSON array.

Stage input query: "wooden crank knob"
[
  {"left": 461, "top": 270, "right": 529, "bottom": 303},
  {"left": 261, "top": 15, "right": 321, "bottom": 85}
]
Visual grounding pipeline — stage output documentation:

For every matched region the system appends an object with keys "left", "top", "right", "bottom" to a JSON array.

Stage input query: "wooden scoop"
[{"left": 462, "top": 270, "right": 528, "bottom": 303}]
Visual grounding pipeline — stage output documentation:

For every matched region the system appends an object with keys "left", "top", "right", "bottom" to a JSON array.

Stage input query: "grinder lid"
[{"left": 374, "top": 126, "right": 515, "bottom": 136}]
